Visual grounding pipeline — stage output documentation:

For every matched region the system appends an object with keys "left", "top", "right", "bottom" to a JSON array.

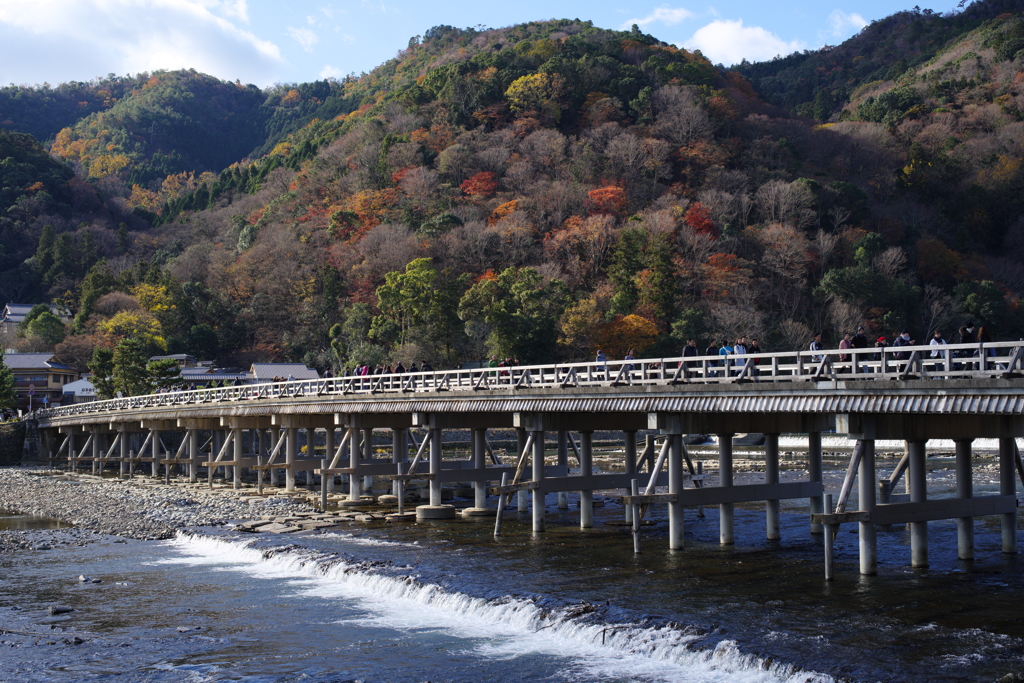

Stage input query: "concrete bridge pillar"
[
  {"left": 347, "top": 426, "right": 360, "bottom": 502},
  {"left": 669, "top": 432, "right": 684, "bottom": 550},
  {"left": 268, "top": 429, "right": 279, "bottom": 487},
  {"left": 531, "top": 426, "right": 546, "bottom": 532},
  {"left": 516, "top": 429, "right": 529, "bottom": 511},
  {"left": 305, "top": 428, "right": 316, "bottom": 490},
  {"left": 284, "top": 427, "right": 297, "bottom": 492},
  {"left": 718, "top": 433, "right": 734, "bottom": 545},
  {"left": 579, "top": 430, "right": 593, "bottom": 528},
  {"left": 429, "top": 426, "right": 443, "bottom": 506},
  {"left": 765, "top": 433, "right": 780, "bottom": 540},
  {"left": 859, "top": 439, "right": 877, "bottom": 575},
  {"left": 955, "top": 438, "right": 974, "bottom": 560},
  {"left": 472, "top": 428, "right": 487, "bottom": 508},
  {"left": 557, "top": 429, "right": 569, "bottom": 509},
  {"left": 188, "top": 430, "right": 198, "bottom": 483},
  {"left": 392, "top": 428, "right": 407, "bottom": 497},
  {"left": 150, "top": 429, "right": 160, "bottom": 477},
  {"left": 624, "top": 430, "right": 637, "bottom": 524},
  {"left": 363, "top": 428, "right": 374, "bottom": 494},
  {"left": 808, "top": 431, "right": 823, "bottom": 534},
  {"left": 232, "top": 427, "right": 242, "bottom": 489},
  {"left": 999, "top": 438, "right": 1018, "bottom": 554},
  {"left": 92, "top": 431, "right": 101, "bottom": 475},
  {"left": 908, "top": 439, "right": 928, "bottom": 567},
  {"left": 119, "top": 425, "right": 128, "bottom": 479},
  {"left": 325, "top": 428, "right": 336, "bottom": 493}
]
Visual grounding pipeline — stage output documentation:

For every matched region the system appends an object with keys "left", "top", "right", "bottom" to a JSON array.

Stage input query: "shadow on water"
[{"left": 0, "top": 510, "right": 72, "bottom": 530}]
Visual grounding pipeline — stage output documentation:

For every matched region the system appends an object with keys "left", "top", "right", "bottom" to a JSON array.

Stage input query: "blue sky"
[{"left": 0, "top": 0, "right": 966, "bottom": 89}]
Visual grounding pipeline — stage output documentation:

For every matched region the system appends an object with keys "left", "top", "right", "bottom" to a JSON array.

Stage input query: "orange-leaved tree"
[
  {"left": 587, "top": 186, "right": 627, "bottom": 217},
  {"left": 461, "top": 171, "right": 498, "bottom": 198},
  {"left": 594, "top": 314, "right": 659, "bottom": 360}
]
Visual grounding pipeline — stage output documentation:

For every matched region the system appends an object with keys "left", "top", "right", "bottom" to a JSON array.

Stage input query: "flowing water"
[{"left": 0, "top": 454, "right": 1022, "bottom": 682}]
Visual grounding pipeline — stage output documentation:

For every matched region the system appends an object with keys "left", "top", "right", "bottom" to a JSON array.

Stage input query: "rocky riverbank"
[{"left": 0, "top": 467, "right": 311, "bottom": 550}]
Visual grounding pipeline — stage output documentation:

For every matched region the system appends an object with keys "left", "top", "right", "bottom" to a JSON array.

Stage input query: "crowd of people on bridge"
[{"left": 593, "top": 319, "right": 1007, "bottom": 382}]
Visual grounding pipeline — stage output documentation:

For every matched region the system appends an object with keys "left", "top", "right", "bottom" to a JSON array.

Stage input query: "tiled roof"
[
  {"left": 3, "top": 353, "right": 76, "bottom": 371},
  {"left": 250, "top": 363, "right": 320, "bottom": 380}
]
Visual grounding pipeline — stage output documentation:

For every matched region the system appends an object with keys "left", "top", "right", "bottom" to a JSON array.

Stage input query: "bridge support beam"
[
  {"left": 531, "top": 427, "right": 546, "bottom": 532},
  {"left": 765, "top": 433, "right": 780, "bottom": 540},
  {"left": 955, "top": 438, "right": 974, "bottom": 560},
  {"left": 91, "top": 430, "right": 101, "bottom": 475},
  {"left": 718, "top": 433, "right": 734, "bottom": 545},
  {"left": 809, "top": 431, "right": 823, "bottom": 534},
  {"left": 150, "top": 428, "right": 160, "bottom": 478},
  {"left": 285, "top": 428, "right": 297, "bottom": 492},
  {"left": 119, "top": 425, "right": 128, "bottom": 479},
  {"left": 392, "top": 428, "right": 407, "bottom": 497},
  {"left": 347, "top": 426, "right": 360, "bottom": 502},
  {"left": 557, "top": 429, "right": 569, "bottom": 510},
  {"left": 363, "top": 428, "right": 373, "bottom": 494},
  {"left": 472, "top": 428, "right": 487, "bottom": 509},
  {"left": 859, "top": 439, "right": 877, "bottom": 575},
  {"left": 325, "top": 428, "right": 335, "bottom": 493},
  {"left": 429, "top": 426, "right": 442, "bottom": 506},
  {"left": 516, "top": 429, "right": 528, "bottom": 512},
  {"left": 909, "top": 439, "right": 928, "bottom": 568},
  {"left": 624, "top": 430, "right": 637, "bottom": 525},
  {"left": 232, "top": 428, "right": 242, "bottom": 489},
  {"left": 668, "top": 432, "right": 684, "bottom": 550},
  {"left": 305, "top": 428, "right": 315, "bottom": 491},
  {"left": 188, "top": 429, "right": 198, "bottom": 483},
  {"left": 1000, "top": 437, "right": 1018, "bottom": 554},
  {"left": 579, "top": 430, "right": 593, "bottom": 528}
]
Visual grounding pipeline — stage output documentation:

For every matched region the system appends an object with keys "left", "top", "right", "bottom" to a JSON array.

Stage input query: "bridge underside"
[{"left": 35, "top": 378, "right": 1024, "bottom": 578}]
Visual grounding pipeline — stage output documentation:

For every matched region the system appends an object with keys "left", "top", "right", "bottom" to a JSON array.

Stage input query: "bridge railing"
[{"left": 35, "top": 340, "right": 1024, "bottom": 420}]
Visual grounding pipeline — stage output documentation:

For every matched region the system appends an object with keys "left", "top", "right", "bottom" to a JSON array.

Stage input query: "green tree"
[
  {"left": 458, "top": 267, "right": 569, "bottom": 363},
  {"left": 74, "top": 262, "right": 117, "bottom": 333},
  {"left": 0, "top": 351, "right": 16, "bottom": 411},
  {"left": 147, "top": 358, "right": 185, "bottom": 391},
  {"left": 17, "top": 303, "right": 52, "bottom": 337},
  {"left": 34, "top": 224, "right": 55, "bottom": 277},
  {"left": 112, "top": 337, "right": 150, "bottom": 396},
  {"left": 607, "top": 226, "right": 648, "bottom": 316},
  {"left": 25, "top": 310, "right": 65, "bottom": 347},
  {"left": 371, "top": 258, "right": 469, "bottom": 365},
  {"left": 87, "top": 347, "right": 116, "bottom": 400},
  {"left": 185, "top": 323, "right": 219, "bottom": 360}
]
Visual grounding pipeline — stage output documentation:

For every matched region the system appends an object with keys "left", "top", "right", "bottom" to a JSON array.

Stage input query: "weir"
[{"left": 33, "top": 340, "right": 1024, "bottom": 577}]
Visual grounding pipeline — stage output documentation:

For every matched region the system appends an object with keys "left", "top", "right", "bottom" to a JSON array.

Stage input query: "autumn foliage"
[
  {"left": 587, "top": 186, "right": 627, "bottom": 216},
  {"left": 460, "top": 171, "right": 498, "bottom": 197},
  {"left": 595, "top": 314, "right": 659, "bottom": 359}
]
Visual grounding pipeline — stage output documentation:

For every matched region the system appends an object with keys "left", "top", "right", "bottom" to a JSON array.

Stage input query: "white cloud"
[
  {"left": 287, "top": 26, "right": 319, "bottom": 52},
  {"left": 319, "top": 64, "right": 343, "bottom": 79},
  {"left": 825, "top": 9, "right": 868, "bottom": 38},
  {"left": 686, "top": 19, "right": 804, "bottom": 65},
  {"left": 0, "top": 0, "right": 282, "bottom": 86},
  {"left": 217, "top": 0, "right": 248, "bottom": 23},
  {"left": 621, "top": 7, "right": 694, "bottom": 29}
]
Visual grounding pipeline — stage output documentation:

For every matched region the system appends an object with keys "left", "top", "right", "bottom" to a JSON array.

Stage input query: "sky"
[{"left": 0, "top": 0, "right": 968, "bottom": 89}]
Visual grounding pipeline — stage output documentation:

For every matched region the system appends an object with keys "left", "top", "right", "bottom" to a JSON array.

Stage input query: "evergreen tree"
[
  {"left": 112, "top": 338, "right": 150, "bottom": 397},
  {"left": 0, "top": 351, "right": 16, "bottom": 411},
  {"left": 147, "top": 358, "right": 185, "bottom": 391},
  {"left": 87, "top": 347, "right": 116, "bottom": 400}
]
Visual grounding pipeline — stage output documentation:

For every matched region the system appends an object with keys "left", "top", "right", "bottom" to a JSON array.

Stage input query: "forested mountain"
[{"left": 1, "top": 0, "right": 1023, "bottom": 385}]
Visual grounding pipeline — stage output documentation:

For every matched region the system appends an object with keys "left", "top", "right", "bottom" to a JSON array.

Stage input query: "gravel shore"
[{"left": 0, "top": 467, "right": 312, "bottom": 551}]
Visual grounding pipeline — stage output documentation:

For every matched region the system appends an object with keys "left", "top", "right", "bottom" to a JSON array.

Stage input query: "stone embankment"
[{"left": 0, "top": 468, "right": 311, "bottom": 549}]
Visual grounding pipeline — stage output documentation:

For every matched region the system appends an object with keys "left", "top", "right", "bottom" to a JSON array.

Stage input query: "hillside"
[{"left": 0, "top": 3, "right": 1022, "bottom": 384}]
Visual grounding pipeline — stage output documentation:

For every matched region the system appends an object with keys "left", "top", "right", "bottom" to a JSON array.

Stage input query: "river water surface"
[{"left": 0, "top": 458, "right": 1022, "bottom": 683}]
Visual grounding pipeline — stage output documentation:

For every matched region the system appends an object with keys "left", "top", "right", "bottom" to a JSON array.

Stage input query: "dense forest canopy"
[{"left": 2, "top": 1, "right": 1024, "bottom": 391}]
